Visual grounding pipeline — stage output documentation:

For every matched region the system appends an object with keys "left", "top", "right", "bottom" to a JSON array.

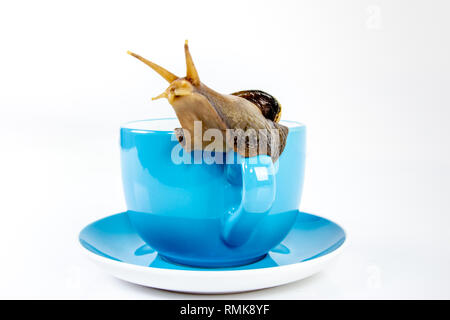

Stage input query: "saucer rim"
[
  {"left": 80, "top": 235, "right": 347, "bottom": 275},
  {"left": 79, "top": 211, "right": 347, "bottom": 275}
]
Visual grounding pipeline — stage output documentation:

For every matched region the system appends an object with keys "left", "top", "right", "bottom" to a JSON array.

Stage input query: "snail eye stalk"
[
  {"left": 184, "top": 40, "right": 200, "bottom": 86},
  {"left": 127, "top": 50, "right": 178, "bottom": 83}
]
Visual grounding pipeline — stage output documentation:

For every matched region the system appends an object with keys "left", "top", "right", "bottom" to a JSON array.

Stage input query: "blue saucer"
[{"left": 79, "top": 211, "right": 346, "bottom": 292}]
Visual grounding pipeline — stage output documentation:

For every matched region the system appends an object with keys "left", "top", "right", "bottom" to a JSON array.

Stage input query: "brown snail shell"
[
  {"left": 127, "top": 41, "right": 289, "bottom": 161},
  {"left": 231, "top": 90, "right": 282, "bottom": 123}
]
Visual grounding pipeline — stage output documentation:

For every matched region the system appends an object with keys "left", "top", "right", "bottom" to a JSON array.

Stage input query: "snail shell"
[{"left": 231, "top": 90, "right": 282, "bottom": 123}]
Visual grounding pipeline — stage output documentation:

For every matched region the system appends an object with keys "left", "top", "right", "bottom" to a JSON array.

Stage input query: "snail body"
[{"left": 128, "top": 41, "right": 288, "bottom": 161}]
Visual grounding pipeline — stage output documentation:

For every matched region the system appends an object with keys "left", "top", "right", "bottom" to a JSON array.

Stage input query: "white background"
[{"left": 1, "top": 0, "right": 449, "bottom": 299}]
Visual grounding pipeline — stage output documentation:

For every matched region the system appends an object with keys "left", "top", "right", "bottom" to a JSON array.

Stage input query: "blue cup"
[{"left": 121, "top": 118, "right": 306, "bottom": 267}]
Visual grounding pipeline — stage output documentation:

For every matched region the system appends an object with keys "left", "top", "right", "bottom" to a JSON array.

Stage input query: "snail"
[{"left": 127, "top": 41, "right": 288, "bottom": 161}]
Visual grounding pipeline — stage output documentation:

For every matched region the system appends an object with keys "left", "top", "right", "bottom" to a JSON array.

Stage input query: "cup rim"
[{"left": 121, "top": 117, "right": 305, "bottom": 134}]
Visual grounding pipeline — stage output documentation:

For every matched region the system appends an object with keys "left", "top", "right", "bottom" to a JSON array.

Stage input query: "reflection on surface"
[
  {"left": 147, "top": 253, "right": 279, "bottom": 270},
  {"left": 134, "top": 244, "right": 155, "bottom": 256},
  {"left": 271, "top": 243, "right": 290, "bottom": 254}
]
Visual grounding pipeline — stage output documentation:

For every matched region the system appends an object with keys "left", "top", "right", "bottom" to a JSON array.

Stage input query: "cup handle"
[{"left": 221, "top": 154, "right": 276, "bottom": 247}]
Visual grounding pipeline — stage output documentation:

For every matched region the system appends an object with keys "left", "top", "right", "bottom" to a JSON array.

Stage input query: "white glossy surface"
[
  {"left": 1, "top": 0, "right": 450, "bottom": 299},
  {"left": 81, "top": 242, "right": 345, "bottom": 294}
]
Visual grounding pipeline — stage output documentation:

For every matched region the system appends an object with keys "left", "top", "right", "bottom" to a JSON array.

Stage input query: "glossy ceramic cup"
[{"left": 121, "top": 118, "right": 306, "bottom": 267}]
